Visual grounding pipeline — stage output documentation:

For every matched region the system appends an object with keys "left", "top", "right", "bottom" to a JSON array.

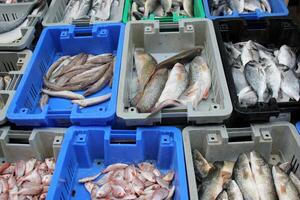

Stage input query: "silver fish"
[
  {"left": 244, "top": 61, "right": 267, "bottom": 102},
  {"left": 260, "top": 0, "right": 271, "bottom": 12},
  {"left": 277, "top": 45, "right": 296, "bottom": 70},
  {"left": 183, "top": 0, "right": 193, "bottom": 17},
  {"left": 272, "top": 166, "right": 299, "bottom": 200},
  {"left": 72, "top": 93, "right": 111, "bottom": 108},
  {"left": 241, "top": 40, "right": 259, "bottom": 67},
  {"left": 226, "top": 0, "right": 244, "bottom": 13},
  {"left": 225, "top": 180, "right": 243, "bottom": 200},
  {"left": 249, "top": 151, "right": 277, "bottom": 200},
  {"left": 144, "top": 0, "right": 158, "bottom": 17},
  {"left": 96, "top": 0, "right": 113, "bottom": 21},
  {"left": 216, "top": 190, "right": 229, "bottom": 200},
  {"left": 160, "top": 0, "right": 171, "bottom": 13},
  {"left": 279, "top": 67, "right": 300, "bottom": 101},
  {"left": 233, "top": 153, "right": 260, "bottom": 200}
]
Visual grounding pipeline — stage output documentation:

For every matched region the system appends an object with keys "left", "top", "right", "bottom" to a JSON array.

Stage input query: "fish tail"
[{"left": 149, "top": 99, "right": 182, "bottom": 117}]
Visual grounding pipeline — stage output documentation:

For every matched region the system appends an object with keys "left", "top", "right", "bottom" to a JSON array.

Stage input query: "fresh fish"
[
  {"left": 42, "top": 89, "right": 85, "bottom": 100},
  {"left": 216, "top": 190, "right": 229, "bottom": 200},
  {"left": 160, "top": 0, "right": 171, "bottom": 13},
  {"left": 102, "top": 163, "right": 128, "bottom": 174},
  {"left": 278, "top": 162, "right": 292, "bottom": 174},
  {"left": 261, "top": 58, "right": 281, "bottom": 99},
  {"left": 277, "top": 45, "right": 297, "bottom": 70},
  {"left": 0, "top": 163, "right": 12, "bottom": 174},
  {"left": 221, "top": 161, "right": 235, "bottom": 183},
  {"left": 198, "top": 161, "right": 224, "bottom": 200},
  {"left": 136, "top": 68, "right": 168, "bottom": 113},
  {"left": 17, "top": 168, "right": 42, "bottom": 186},
  {"left": 224, "top": 42, "right": 242, "bottom": 64},
  {"left": 95, "top": 183, "right": 111, "bottom": 198},
  {"left": 134, "top": 49, "right": 157, "bottom": 91},
  {"left": 289, "top": 172, "right": 300, "bottom": 194},
  {"left": 227, "top": 0, "right": 244, "bottom": 13},
  {"left": 152, "top": 63, "right": 188, "bottom": 114},
  {"left": 225, "top": 180, "right": 243, "bottom": 200},
  {"left": 183, "top": 0, "right": 193, "bottom": 17},
  {"left": 95, "top": 0, "right": 113, "bottom": 21},
  {"left": 233, "top": 153, "right": 260, "bottom": 200},
  {"left": 232, "top": 65, "right": 258, "bottom": 106},
  {"left": 179, "top": 56, "right": 211, "bottom": 109},
  {"left": 72, "top": 93, "right": 111, "bottom": 108},
  {"left": 192, "top": 149, "right": 212, "bottom": 179},
  {"left": 241, "top": 40, "right": 259, "bottom": 67},
  {"left": 163, "top": 170, "right": 175, "bottom": 182},
  {"left": 152, "top": 188, "right": 169, "bottom": 200},
  {"left": 144, "top": 0, "right": 158, "bottom": 17},
  {"left": 157, "top": 47, "right": 202, "bottom": 69},
  {"left": 244, "top": 61, "right": 267, "bottom": 102},
  {"left": 250, "top": 151, "right": 277, "bottom": 200},
  {"left": 12, "top": 185, "right": 43, "bottom": 195},
  {"left": 272, "top": 166, "right": 299, "bottom": 200},
  {"left": 279, "top": 67, "right": 300, "bottom": 101},
  {"left": 65, "top": 0, "right": 91, "bottom": 22},
  {"left": 15, "top": 160, "right": 26, "bottom": 179},
  {"left": 25, "top": 158, "right": 36, "bottom": 175},
  {"left": 45, "top": 56, "right": 70, "bottom": 80},
  {"left": 244, "top": 0, "right": 262, "bottom": 11}
]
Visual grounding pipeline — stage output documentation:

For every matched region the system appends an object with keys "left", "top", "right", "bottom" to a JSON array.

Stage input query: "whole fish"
[
  {"left": 232, "top": 65, "right": 258, "bottom": 106},
  {"left": 198, "top": 161, "right": 224, "bottom": 200},
  {"left": 279, "top": 67, "right": 300, "bottom": 101},
  {"left": 96, "top": 0, "right": 113, "bottom": 21},
  {"left": 272, "top": 166, "right": 299, "bottom": 200},
  {"left": 42, "top": 89, "right": 84, "bottom": 100},
  {"left": 157, "top": 47, "right": 202, "bottom": 69},
  {"left": 216, "top": 191, "right": 229, "bottom": 200},
  {"left": 152, "top": 63, "right": 188, "bottom": 113},
  {"left": 192, "top": 149, "right": 212, "bottom": 179},
  {"left": 241, "top": 40, "right": 259, "bottom": 67},
  {"left": 244, "top": 61, "right": 267, "bottom": 102},
  {"left": 277, "top": 45, "right": 296, "bottom": 70},
  {"left": 249, "top": 151, "right": 277, "bottom": 200},
  {"left": 72, "top": 93, "right": 111, "bottom": 108},
  {"left": 227, "top": 0, "right": 244, "bottom": 13},
  {"left": 224, "top": 42, "right": 242, "bottom": 65},
  {"left": 183, "top": 0, "right": 193, "bottom": 17},
  {"left": 179, "top": 56, "right": 211, "bottom": 109},
  {"left": 225, "top": 180, "right": 243, "bottom": 200},
  {"left": 160, "top": 0, "right": 172, "bottom": 13},
  {"left": 233, "top": 153, "right": 260, "bottom": 200},
  {"left": 134, "top": 49, "right": 157, "bottom": 91},
  {"left": 136, "top": 68, "right": 168, "bottom": 113},
  {"left": 144, "top": 0, "right": 158, "bottom": 17}
]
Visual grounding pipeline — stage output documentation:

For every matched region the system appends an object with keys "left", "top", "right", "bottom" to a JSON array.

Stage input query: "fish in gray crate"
[
  {"left": 212, "top": 0, "right": 272, "bottom": 16},
  {"left": 225, "top": 41, "right": 300, "bottom": 107},
  {"left": 130, "top": 47, "right": 213, "bottom": 115},
  {"left": 193, "top": 149, "right": 300, "bottom": 200}
]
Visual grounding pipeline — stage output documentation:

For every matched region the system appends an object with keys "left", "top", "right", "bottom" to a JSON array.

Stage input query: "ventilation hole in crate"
[
  {"left": 12, "top": 13, "right": 16, "bottom": 20},
  {"left": 97, "top": 161, "right": 101, "bottom": 165},
  {"left": 99, "top": 107, "right": 103, "bottom": 111},
  {"left": 56, "top": 139, "right": 60, "bottom": 143},
  {"left": 129, "top": 107, "right": 135, "bottom": 112},
  {"left": 211, "top": 137, "right": 215, "bottom": 141},
  {"left": 71, "top": 190, "right": 76, "bottom": 197},
  {"left": 21, "top": 108, "right": 27, "bottom": 113},
  {"left": 9, "top": 61, "right": 15, "bottom": 71},
  {"left": 79, "top": 137, "right": 83, "bottom": 141}
]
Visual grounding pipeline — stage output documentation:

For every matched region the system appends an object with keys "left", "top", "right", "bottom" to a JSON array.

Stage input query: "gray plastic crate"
[
  {"left": 117, "top": 19, "right": 232, "bottom": 126},
  {"left": 42, "top": 0, "right": 124, "bottom": 26},
  {"left": 183, "top": 122, "right": 300, "bottom": 200},
  {"left": 0, "top": 50, "right": 32, "bottom": 125},
  {"left": 0, "top": 126, "right": 65, "bottom": 163},
  {"left": 0, "top": 2, "right": 48, "bottom": 50}
]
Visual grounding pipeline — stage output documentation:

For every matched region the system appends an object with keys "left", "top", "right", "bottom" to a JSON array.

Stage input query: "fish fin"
[{"left": 148, "top": 99, "right": 182, "bottom": 118}]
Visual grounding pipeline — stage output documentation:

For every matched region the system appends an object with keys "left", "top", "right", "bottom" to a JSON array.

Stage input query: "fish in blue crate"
[
  {"left": 212, "top": 0, "right": 271, "bottom": 16},
  {"left": 39, "top": 53, "right": 113, "bottom": 109},
  {"left": 78, "top": 162, "right": 176, "bottom": 199}
]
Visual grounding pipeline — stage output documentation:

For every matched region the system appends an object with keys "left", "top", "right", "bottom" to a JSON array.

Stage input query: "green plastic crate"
[{"left": 122, "top": 0, "right": 205, "bottom": 23}]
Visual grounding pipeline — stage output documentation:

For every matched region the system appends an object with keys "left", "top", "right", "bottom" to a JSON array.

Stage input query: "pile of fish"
[
  {"left": 0, "top": 157, "right": 55, "bottom": 199},
  {"left": 63, "top": 0, "right": 119, "bottom": 22},
  {"left": 0, "top": 0, "right": 45, "bottom": 43},
  {"left": 40, "top": 53, "right": 113, "bottom": 109},
  {"left": 212, "top": 0, "right": 272, "bottom": 16},
  {"left": 130, "top": 0, "right": 194, "bottom": 20},
  {"left": 0, "top": 75, "right": 12, "bottom": 90},
  {"left": 193, "top": 149, "right": 300, "bottom": 200},
  {"left": 131, "top": 47, "right": 212, "bottom": 114},
  {"left": 225, "top": 40, "right": 300, "bottom": 107},
  {"left": 79, "top": 162, "right": 175, "bottom": 199}
]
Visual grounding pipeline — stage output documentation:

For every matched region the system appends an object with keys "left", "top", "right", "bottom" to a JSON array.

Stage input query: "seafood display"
[
  {"left": 193, "top": 149, "right": 300, "bottom": 200},
  {"left": 79, "top": 162, "right": 175, "bottom": 199},
  {"left": 131, "top": 47, "right": 212, "bottom": 114},
  {"left": 0, "top": 158, "right": 55, "bottom": 199},
  {"left": 225, "top": 40, "right": 300, "bottom": 107},
  {"left": 62, "top": 0, "right": 120, "bottom": 22},
  {"left": 40, "top": 53, "right": 114, "bottom": 109},
  {"left": 130, "top": 0, "right": 194, "bottom": 20},
  {"left": 212, "top": 0, "right": 272, "bottom": 16}
]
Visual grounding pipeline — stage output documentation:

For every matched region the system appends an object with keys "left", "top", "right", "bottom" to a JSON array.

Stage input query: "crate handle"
[
  {"left": 109, "top": 131, "right": 137, "bottom": 145},
  {"left": 159, "top": 23, "right": 179, "bottom": 32},
  {"left": 73, "top": 28, "right": 93, "bottom": 37},
  {"left": 226, "top": 128, "right": 254, "bottom": 143}
]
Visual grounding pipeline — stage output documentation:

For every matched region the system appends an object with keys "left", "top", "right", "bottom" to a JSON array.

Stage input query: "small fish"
[
  {"left": 250, "top": 151, "right": 277, "bottom": 200},
  {"left": 152, "top": 188, "right": 169, "bottom": 200},
  {"left": 95, "top": 183, "right": 111, "bottom": 198},
  {"left": 279, "top": 67, "right": 300, "bottom": 101},
  {"left": 12, "top": 185, "right": 43, "bottom": 195},
  {"left": 72, "top": 93, "right": 111, "bottom": 108},
  {"left": 244, "top": 61, "right": 267, "bottom": 102},
  {"left": 277, "top": 45, "right": 297, "bottom": 70},
  {"left": 45, "top": 56, "right": 70, "bottom": 80},
  {"left": 192, "top": 149, "right": 212, "bottom": 179},
  {"left": 79, "top": 172, "right": 102, "bottom": 183},
  {"left": 102, "top": 163, "right": 129, "bottom": 174},
  {"left": 216, "top": 190, "right": 229, "bottom": 200},
  {"left": 183, "top": 0, "right": 193, "bottom": 17},
  {"left": 163, "top": 170, "right": 175, "bottom": 182},
  {"left": 225, "top": 180, "right": 243, "bottom": 200},
  {"left": 18, "top": 168, "right": 42, "bottom": 186},
  {"left": 198, "top": 161, "right": 224, "bottom": 200},
  {"left": 233, "top": 153, "right": 260, "bottom": 200},
  {"left": 42, "top": 89, "right": 85, "bottom": 100},
  {"left": 25, "top": 158, "right": 36, "bottom": 175},
  {"left": 15, "top": 160, "right": 26, "bottom": 179},
  {"left": 272, "top": 166, "right": 299, "bottom": 200},
  {"left": 136, "top": 68, "right": 168, "bottom": 113}
]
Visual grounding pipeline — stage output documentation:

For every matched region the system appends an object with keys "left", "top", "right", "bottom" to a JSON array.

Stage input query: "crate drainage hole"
[
  {"left": 164, "top": 138, "right": 167, "bottom": 142},
  {"left": 97, "top": 161, "right": 101, "bottom": 165},
  {"left": 211, "top": 137, "right": 215, "bottom": 141},
  {"left": 79, "top": 137, "right": 83, "bottom": 141},
  {"left": 56, "top": 139, "right": 60, "bottom": 143},
  {"left": 265, "top": 134, "right": 270, "bottom": 137},
  {"left": 2, "top": 161, "right": 5, "bottom": 163},
  {"left": 99, "top": 108, "right": 103, "bottom": 111},
  {"left": 71, "top": 190, "right": 76, "bottom": 197},
  {"left": 21, "top": 108, "right": 26, "bottom": 113}
]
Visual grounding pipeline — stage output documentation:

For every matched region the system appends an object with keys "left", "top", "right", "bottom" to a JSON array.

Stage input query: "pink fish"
[{"left": 102, "top": 163, "right": 128, "bottom": 174}]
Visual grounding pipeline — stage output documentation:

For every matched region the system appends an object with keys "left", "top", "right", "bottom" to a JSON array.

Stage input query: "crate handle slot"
[
  {"left": 246, "top": 20, "right": 268, "bottom": 30},
  {"left": 73, "top": 28, "right": 93, "bottom": 37},
  {"left": 110, "top": 138, "right": 136, "bottom": 144},
  {"left": 8, "top": 137, "right": 29, "bottom": 144},
  {"left": 228, "top": 135, "right": 253, "bottom": 143},
  {"left": 159, "top": 23, "right": 179, "bottom": 32},
  {"left": 109, "top": 132, "right": 137, "bottom": 145}
]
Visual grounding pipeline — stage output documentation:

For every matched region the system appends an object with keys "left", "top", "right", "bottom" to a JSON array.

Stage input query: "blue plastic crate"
[
  {"left": 47, "top": 126, "right": 188, "bottom": 200},
  {"left": 204, "top": 0, "right": 288, "bottom": 20},
  {"left": 296, "top": 122, "right": 300, "bottom": 134},
  {"left": 7, "top": 23, "right": 125, "bottom": 127}
]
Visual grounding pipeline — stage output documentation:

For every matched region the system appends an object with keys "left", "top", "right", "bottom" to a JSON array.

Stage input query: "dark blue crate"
[
  {"left": 47, "top": 126, "right": 188, "bottom": 200},
  {"left": 204, "top": 0, "right": 288, "bottom": 20},
  {"left": 7, "top": 23, "right": 125, "bottom": 127}
]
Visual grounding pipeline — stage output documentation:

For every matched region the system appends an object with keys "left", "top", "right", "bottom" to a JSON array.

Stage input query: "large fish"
[
  {"left": 277, "top": 45, "right": 297, "bottom": 70},
  {"left": 136, "top": 68, "right": 168, "bottom": 113},
  {"left": 249, "top": 151, "right": 277, "bottom": 200},
  {"left": 225, "top": 180, "right": 243, "bottom": 200},
  {"left": 152, "top": 63, "right": 188, "bottom": 114},
  {"left": 241, "top": 40, "right": 259, "bottom": 67},
  {"left": 272, "top": 166, "right": 299, "bottom": 200},
  {"left": 279, "top": 66, "right": 300, "bottom": 101},
  {"left": 233, "top": 153, "right": 260, "bottom": 200},
  {"left": 179, "top": 56, "right": 211, "bottom": 109},
  {"left": 192, "top": 149, "right": 212, "bottom": 179}
]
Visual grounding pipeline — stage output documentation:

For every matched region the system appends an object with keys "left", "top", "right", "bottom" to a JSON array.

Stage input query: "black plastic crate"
[{"left": 214, "top": 18, "right": 300, "bottom": 126}]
